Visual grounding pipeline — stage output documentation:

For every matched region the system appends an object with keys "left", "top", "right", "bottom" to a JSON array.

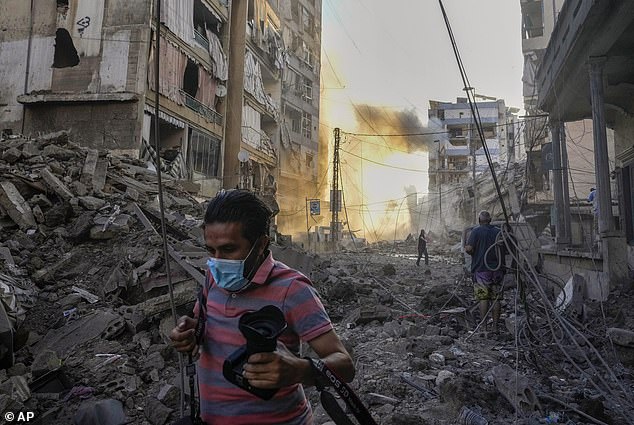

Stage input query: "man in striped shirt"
[{"left": 170, "top": 190, "right": 354, "bottom": 424}]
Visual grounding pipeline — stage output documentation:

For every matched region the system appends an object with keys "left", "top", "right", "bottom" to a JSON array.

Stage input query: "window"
[
  {"left": 183, "top": 60, "right": 199, "bottom": 97},
  {"left": 301, "top": 77, "right": 313, "bottom": 102},
  {"left": 302, "top": 41, "right": 314, "bottom": 69},
  {"left": 301, "top": 6, "right": 314, "bottom": 34},
  {"left": 521, "top": 0, "right": 544, "bottom": 39},
  {"left": 53, "top": 28, "right": 79, "bottom": 68},
  {"left": 286, "top": 68, "right": 302, "bottom": 95},
  {"left": 189, "top": 129, "right": 221, "bottom": 177},
  {"left": 302, "top": 112, "right": 312, "bottom": 139},
  {"left": 286, "top": 105, "right": 301, "bottom": 133}
]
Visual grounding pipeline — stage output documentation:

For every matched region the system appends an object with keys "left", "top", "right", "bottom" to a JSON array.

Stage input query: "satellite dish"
[
  {"left": 216, "top": 84, "right": 227, "bottom": 97},
  {"left": 238, "top": 150, "right": 250, "bottom": 163}
]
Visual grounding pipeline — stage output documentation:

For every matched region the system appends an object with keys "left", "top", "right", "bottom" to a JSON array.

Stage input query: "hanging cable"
[
  {"left": 437, "top": 0, "right": 510, "bottom": 226},
  {"left": 153, "top": 0, "right": 186, "bottom": 417}
]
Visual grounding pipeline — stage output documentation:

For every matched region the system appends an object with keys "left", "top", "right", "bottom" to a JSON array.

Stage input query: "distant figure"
[
  {"left": 416, "top": 229, "right": 429, "bottom": 266},
  {"left": 464, "top": 211, "right": 504, "bottom": 334},
  {"left": 587, "top": 187, "right": 598, "bottom": 216}
]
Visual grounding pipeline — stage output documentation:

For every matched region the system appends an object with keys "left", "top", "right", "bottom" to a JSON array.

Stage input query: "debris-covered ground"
[{"left": 1, "top": 133, "right": 633, "bottom": 424}]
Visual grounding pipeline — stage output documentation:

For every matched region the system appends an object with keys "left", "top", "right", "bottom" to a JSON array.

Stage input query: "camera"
[{"left": 223, "top": 305, "right": 287, "bottom": 400}]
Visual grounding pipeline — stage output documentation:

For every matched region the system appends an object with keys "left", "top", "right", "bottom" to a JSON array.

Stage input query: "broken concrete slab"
[
  {"left": 0, "top": 181, "right": 37, "bottom": 230},
  {"left": 67, "top": 212, "right": 93, "bottom": 241},
  {"left": 78, "top": 196, "right": 106, "bottom": 211},
  {"left": 28, "top": 194, "right": 53, "bottom": 208},
  {"left": 34, "top": 310, "right": 121, "bottom": 357},
  {"left": 0, "top": 375, "right": 30, "bottom": 403},
  {"left": 80, "top": 149, "right": 99, "bottom": 186},
  {"left": 145, "top": 397, "right": 172, "bottom": 425},
  {"left": 40, "top": 168, "right": 74, "bottom": 201},
  {"left": 93, "top": 160, "right": 108, "bottom": 193},
  {"left": 42, "top": 145, "right": 76, "bottom": 161},
  {"left": 345, "top": 305, "right": 392, "bottom": 326},
  {"left": 491, "top": 364, "right": 541, "bottom": 415},
  {"left": 90, "top": 214, "right": 134, "bottom": 240},
  {"left": 2, "top": 147, "right": 22, "bottom": 163}
]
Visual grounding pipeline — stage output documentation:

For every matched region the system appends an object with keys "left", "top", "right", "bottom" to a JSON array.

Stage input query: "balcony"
[
  {"left": 241, "top": 126, "right": 277, "bottom": 162},
  {"left": 193, "top": 29, "right": 209, "bottom": 51},
  {"left": 180, "top": 90, "right": 222, "bottom": 125}
]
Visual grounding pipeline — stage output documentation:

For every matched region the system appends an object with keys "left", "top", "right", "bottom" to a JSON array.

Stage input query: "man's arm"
[
  {"left": 243, "top": 330, "right": 354, "bottom": 388},
  {"left": 465, "top": 229, "right": 476, "bottom": 255}
]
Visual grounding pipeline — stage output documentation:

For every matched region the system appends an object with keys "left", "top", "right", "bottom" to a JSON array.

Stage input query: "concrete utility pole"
[
  {"left": 560, "top": 122, "right": 572, "bottom": 243},
  {"left": 223, "top": 0, "right": 248, "bottom": 189},
  {"left": 588, "top": 57, "right": 615, "bottom": 235},
  {"left": 551, "top": 121, "right": 568, "bottom": 247},
  {"left": 331, "top": 128, "right": 341, "bottom": 251}
]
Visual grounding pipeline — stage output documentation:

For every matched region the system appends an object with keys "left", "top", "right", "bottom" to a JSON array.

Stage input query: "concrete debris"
[
  {"left": 0, "top": 181, "right": 36, "bottom": 229},
  {"left": 491, "top": 364, "right": 541, "bottom": 415}
]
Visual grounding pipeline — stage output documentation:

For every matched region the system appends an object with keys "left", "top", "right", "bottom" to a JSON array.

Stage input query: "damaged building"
[
  {"left": 534, "top": 0, "right": 634, "bottom": 286},
  {"left": 0, "top": 0, "right": 323, "bottom": 235}
]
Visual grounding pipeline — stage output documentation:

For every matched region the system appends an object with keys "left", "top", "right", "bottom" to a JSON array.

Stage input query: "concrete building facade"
[
  {"left": 276, "top": 0, "right": 322, "bottom": 235},
  {"left": 427, "top": 97, "right": 516, "bottom": 189},
  {"left": 0, "top": 0, "right": 323, "bottom": 234},
  {"left": 535, "top": 0, "right": 634, "bottom": 286}
]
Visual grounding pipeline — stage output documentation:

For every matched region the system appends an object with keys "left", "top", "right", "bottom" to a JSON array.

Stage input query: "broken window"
[
  {"left": 301, "top": 41, "right": 314, "bottom": 69},
  {"left": 301, "top": 112, "right": 312, "bottom": 139},
  {"left": 189, "top": 128, "right": 221, "bottom": 178},
  {"left": 521, "top": 0, "right": 544, "bottom": 39},
  {"left": 53, "top": 28, "right": 79, "bottom": 68},
  {"left": 57, "top": 0, "right": 69, "bottom": 14},
  {"left": 183, "top": 60, "right": 199, "bottom": 98},
  {"left": 285, "top": 105, "right": 301, "bottom": 133},
  {"left": 301, "top": 77, "right": 313, "bottom": 102},
  {"left": 193, "top": 0, "right": 223, "bottom": 50},
  {"left": 301, "top": 6, "right": 314, "bottom": 34}
]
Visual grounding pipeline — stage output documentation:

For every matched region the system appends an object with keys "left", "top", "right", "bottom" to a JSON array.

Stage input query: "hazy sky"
[{"left": 319, "top": 0, "right": 525, "bottom": 129}]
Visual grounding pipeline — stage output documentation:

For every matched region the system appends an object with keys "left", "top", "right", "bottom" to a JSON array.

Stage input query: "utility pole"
[
  {"left": 436, "top": 140, "right": 443, "bottom": 230},
  {"left": 223, "top": 0, "right": 247, "bottom": 189},
  {"left": 331, "top": 128, "right": 341, "bottom": 251},
  {"left": 470, "top": 118, "right": 477, "bottom": 223}
]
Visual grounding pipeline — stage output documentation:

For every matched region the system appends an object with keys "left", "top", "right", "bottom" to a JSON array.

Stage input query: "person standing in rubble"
[
  {"left": 416, "top": 229, "right": 429, "bottom": 267},
  {"left": 170, "top": 190, "right": 354, "bottom": 425},
  {"left": 464, "top": 210, "right": 504, "bottom": 334}
]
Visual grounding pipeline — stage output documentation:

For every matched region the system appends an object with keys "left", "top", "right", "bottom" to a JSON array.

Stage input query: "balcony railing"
[
  {"left": 193, "top": 29, "right": 209, "bottom": 51},
  {"left": 180, "top": 90, "right": 222, "bottom": 125},
  {"left": 241, "top": 126, "right": 277, "bottom": 160}
]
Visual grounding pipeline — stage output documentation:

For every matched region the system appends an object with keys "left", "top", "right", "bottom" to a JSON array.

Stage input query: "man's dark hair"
[{"left": 204, "top": 190, "right": 272, "bottom": 244}]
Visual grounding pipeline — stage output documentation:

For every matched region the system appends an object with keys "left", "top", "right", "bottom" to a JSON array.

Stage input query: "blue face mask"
[{"left": 207, "top": 241, "right": 259, "bottom": 292}]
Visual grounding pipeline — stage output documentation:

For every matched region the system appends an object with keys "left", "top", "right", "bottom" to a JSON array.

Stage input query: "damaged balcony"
[
  {"left": 241, "top": 125, "right": 277, "bottom": 166},
  {"left": 179, "top": 90, "right": 222, "bottom": 126}
]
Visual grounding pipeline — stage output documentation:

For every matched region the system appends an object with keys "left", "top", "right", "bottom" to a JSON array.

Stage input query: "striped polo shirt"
[{"left": 195, "top": 251, "right": 333, "bottom": 424}]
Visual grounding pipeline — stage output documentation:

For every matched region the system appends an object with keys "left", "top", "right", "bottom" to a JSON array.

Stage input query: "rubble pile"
[
  {"left": 0, "top": 132, "right": 206, "bottom": 424},
  {"left": 310, "top": 251, "right": 634, "bottom": 424}
]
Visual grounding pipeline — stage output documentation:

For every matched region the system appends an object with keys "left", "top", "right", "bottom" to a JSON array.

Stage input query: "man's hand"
[
  {"left": 169, "top": 316, "right": 199, "bottom": 355},
  {"left": 242, "top": 344, "right": 309, "bottom": 389}
]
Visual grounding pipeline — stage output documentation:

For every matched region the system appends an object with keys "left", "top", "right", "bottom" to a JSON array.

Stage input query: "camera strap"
[{"left": 306, "top": 358, "right": 378, "bottom": 425}]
